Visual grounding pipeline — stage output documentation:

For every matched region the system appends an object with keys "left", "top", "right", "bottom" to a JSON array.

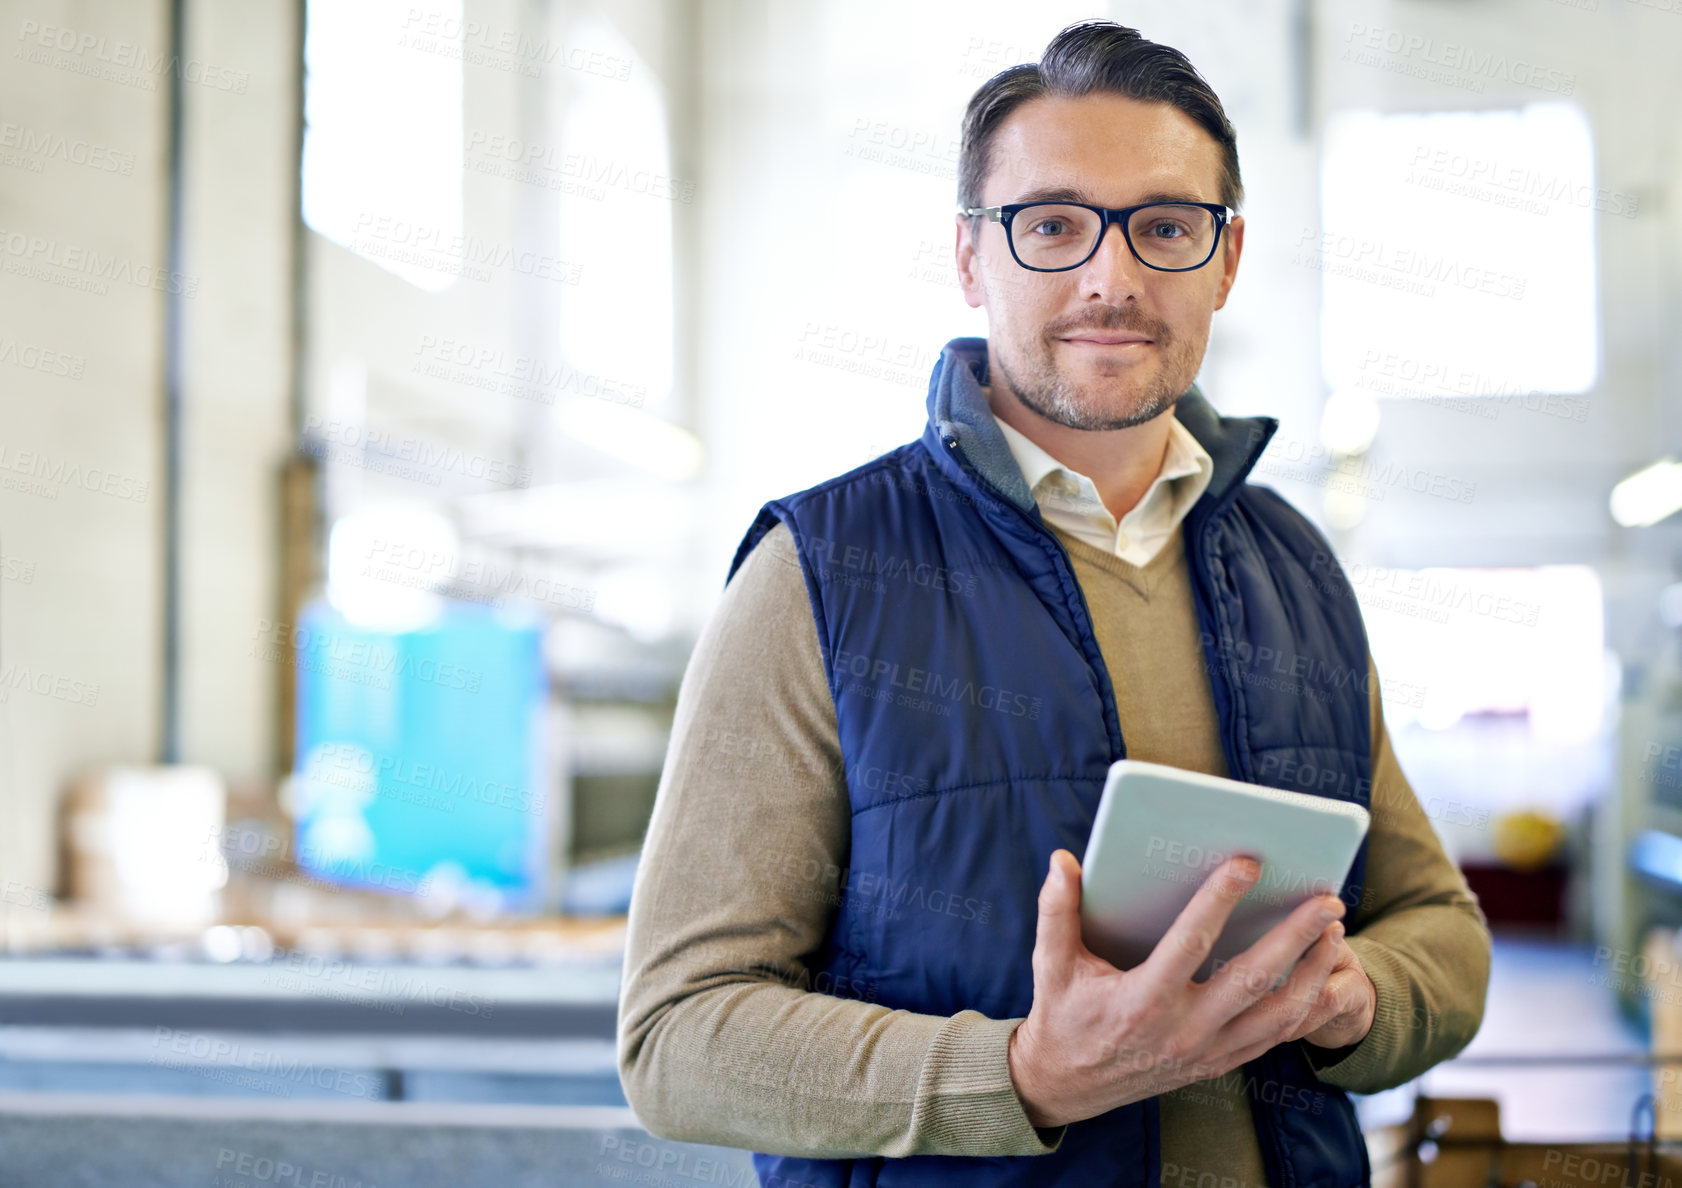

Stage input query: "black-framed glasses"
[{"left": 959, "top": 200, "right": 1235, "bottom": 273}]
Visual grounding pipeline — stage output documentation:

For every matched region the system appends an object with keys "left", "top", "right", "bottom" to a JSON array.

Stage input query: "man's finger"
[
  {"left": 1285, "top": 971, "right": 1345, "bottom": 1042},
  {"left": 1031, "top": 849, "right": 1087, "bottom": 982},
  {"left": 1269, "top": 923, "right": 1346, "bottom": 1023},
  {"left": 1196, "top": 894, "right": 1343, "bottom": 1029},
  {"left": 1141, "top": 854, "right": 1262, "bottom": 988},
  {"left": 1297, "top": 965, "right": 1365, "bottom": 1044},
  {"left": 1241, "top": 922, "right": 1346, "bottom": 1042},
  {"left": 1208, "top": 925, "right": 1340, "bottom": 1052}
]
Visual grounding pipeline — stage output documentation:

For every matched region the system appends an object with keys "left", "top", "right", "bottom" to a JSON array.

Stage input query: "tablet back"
[{"left": 1079, "top": 759, "right": 1369, "bottom": 981}]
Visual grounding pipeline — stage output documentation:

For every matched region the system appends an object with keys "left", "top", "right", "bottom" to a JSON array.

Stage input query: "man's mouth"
[{"left": 1058, "top": 333, "right": 1152, "bottom": 347}]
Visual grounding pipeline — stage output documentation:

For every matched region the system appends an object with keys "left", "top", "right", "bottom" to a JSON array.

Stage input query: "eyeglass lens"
[{"left": 1008, "top": 203, "right": 1217, "bottom": 270}]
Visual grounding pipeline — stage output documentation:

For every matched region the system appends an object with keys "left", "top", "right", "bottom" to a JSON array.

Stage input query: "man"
[{"left": 619, "top": 19, "right": 1490, "bottom": 1188}]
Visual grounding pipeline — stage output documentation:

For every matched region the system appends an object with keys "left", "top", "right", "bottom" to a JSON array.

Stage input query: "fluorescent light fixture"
[{"left": 1610, "top": 458, "right": 1682, "bottom": 527}]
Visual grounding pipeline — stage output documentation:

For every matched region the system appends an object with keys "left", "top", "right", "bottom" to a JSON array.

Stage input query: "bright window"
[
  {"left": 1355, "top": 563, "right": 1605, "bottom": 744},
  {"left": 1318, "top": 104, "right": 1599, "bottom": 402},
  {"left": 301, "top": 0, "right": 464, "bottom": 292},
  {"left": 556, "top": 18, "right": 674, "bottom": 415}
]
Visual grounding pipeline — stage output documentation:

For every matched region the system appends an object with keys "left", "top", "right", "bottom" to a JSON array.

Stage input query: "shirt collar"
[
  {"left": 925, "top": 337, "right": 1277, "bottom": 528},
  {"left": 985, "top": 388, "right": 1214, "bottom": 523}
]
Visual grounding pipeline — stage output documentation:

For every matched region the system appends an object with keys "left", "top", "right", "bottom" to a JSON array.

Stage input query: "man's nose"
[{"left": 1077, "top": 220, "right": 1150, "bottom": 303}]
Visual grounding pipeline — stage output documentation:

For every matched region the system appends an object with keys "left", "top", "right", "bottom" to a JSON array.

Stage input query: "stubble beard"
[{"left": 993, "top": 308, "right": 1197, "bottom": 432}]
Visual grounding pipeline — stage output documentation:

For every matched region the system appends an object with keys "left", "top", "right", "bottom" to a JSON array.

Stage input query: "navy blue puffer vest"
[{"left": 728, "top": 337, "right": 1374, "bottom": 1188}]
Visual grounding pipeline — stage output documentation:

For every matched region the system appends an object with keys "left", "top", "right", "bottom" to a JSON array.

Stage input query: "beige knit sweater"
[{"left": 618, "top": 517, "right": 1491, "bottom": 1183}]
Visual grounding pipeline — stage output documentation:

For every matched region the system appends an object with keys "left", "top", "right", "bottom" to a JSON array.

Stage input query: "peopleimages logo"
[
  {"left": 14, "top": 19, "right": 250, "bottom": 93},
  {"left": 1340, "top": 22, "right": 1577, "bottom": 95},
  {"left": 807, "top": 534, "right": 979, "bottom": 597},
  {"left": 832, "top": 646, "right": 1043, "bottom": 720},
  {"left": 300, "top": 416, "right": 530, "bottom": 489}
]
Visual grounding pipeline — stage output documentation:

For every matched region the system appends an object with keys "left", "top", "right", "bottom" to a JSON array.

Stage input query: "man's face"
[{"left": 955, "top": 92, "right": 1244, "bottom": 431}]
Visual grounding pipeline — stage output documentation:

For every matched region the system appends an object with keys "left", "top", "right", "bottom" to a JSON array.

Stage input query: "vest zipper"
[{"left": 938, "top": 431, "right": 1127, "bottom": 762}]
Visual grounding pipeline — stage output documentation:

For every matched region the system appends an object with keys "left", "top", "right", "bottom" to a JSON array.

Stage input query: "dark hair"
[{"left": 957, "top": 20, "right": 1243, "bottom": 222}]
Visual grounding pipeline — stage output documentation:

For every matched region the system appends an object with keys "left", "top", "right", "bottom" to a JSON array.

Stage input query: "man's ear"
[
  {"left": 955, "top": 214, "right": 986, "bottom": 310},
  {"left": 1212, "top": 214, "right": 1244, "bottom": 312}
]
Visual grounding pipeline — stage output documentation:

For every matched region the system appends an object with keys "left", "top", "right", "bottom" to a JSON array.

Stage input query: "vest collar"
[{"left": 925, "top": 335, "right": 1277, "bottom": 521}]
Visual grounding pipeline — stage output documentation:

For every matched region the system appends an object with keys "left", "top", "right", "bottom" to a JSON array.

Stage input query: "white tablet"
[{"left": 1079, "top": 759, "right": 1369, "bottom": 981}]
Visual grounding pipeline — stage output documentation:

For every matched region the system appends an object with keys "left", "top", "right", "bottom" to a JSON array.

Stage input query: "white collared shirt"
[{"left": 985, "top": 387, "right": 1214, "bottom": 566}]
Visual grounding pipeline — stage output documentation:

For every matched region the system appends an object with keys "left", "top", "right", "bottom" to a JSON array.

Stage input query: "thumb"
[{"left": 1033, "top": 849, "right": 1087, "bottom": 972}]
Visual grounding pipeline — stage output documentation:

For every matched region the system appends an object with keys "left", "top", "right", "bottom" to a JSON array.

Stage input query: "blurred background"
[{"left": 0, "top": 0, "right": 1680, "bottom": 1183}]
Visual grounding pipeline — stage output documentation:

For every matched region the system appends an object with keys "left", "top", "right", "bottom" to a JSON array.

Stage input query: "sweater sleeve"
[
  {"left": 1299, "top": 653, "right": 1493, "bottom": 1091},
  {"left": 616, "top": 521, "right": 1064, "bottom": 1158}
]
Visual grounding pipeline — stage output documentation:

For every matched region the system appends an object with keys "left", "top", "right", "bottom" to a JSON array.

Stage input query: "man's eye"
[
  {"left": 1147, "top": 221, "right": 1187, "bottom": 239},
  {"left": 1029, "top": 219, "right": 1071, "bottom": 237}
]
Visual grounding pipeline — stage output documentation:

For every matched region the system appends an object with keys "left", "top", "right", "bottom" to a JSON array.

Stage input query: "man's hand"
[
  {"left": 1006, "top": 849, "right": 1347, "bottom": 1129},
  {"left": 1288, "top": 935, "right": 1376, "bottom": 1051}
]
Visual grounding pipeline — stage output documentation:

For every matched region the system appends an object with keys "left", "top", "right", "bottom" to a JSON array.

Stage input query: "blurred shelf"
[
  {"left": 0, "top": 903, "right": 626, "bottom": 968},
  {"left": 0, "top": 953, "right": 622, "bottom": 1038},
  {"left": 551, "top": 667, "right": 682, "bottom": 705}
]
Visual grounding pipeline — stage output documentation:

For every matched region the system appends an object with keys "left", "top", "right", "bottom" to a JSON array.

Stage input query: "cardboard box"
[{"left": 1407, "top": 1096, "right": 1679, "bottom": 1188}]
